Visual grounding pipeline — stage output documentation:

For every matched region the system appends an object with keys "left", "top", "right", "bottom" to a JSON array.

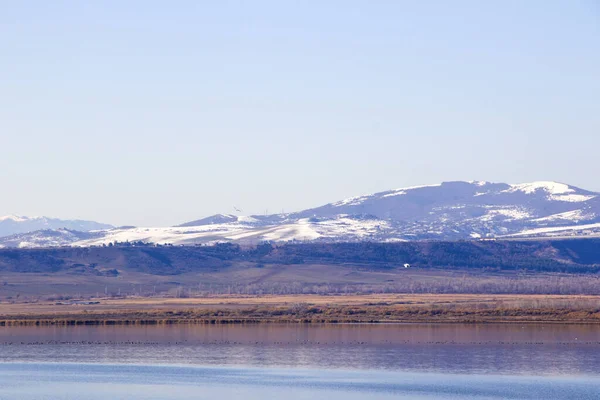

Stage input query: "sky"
[{"left": 1, "top": 1, "right": 599, "bottom": 226}]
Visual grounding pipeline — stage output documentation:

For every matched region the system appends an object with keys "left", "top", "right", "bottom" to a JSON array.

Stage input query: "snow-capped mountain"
[
  {"left": 2, "top": 181, "right": 599, "bottom": 248},
  {"left": 284, "top": 180, "right": 600, "bottom": 239},
  {"left": 0, "top": 228, "right": 104, "bottom": 248},
  {"left": 0, "top": 215, "right": 113, "bottom": 238}
]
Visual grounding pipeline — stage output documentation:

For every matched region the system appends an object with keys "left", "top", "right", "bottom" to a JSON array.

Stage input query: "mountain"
[
  {"left": 0, "top": 215, "right": 113, "bottom": 238},
  {"left": 286, "top": 181, "right": 600, "bottom": 239},
  {"left": 0, "top": 228, "right": 104, "bottom": 248},
  {"left": 177, "top": 214, "right": 240, "bottom": 227},
  {"left": 1, "top": 181, "right": 599, "bottom": 248},
  {"left": 164, "top": 180, "right": 600, "bottom": 242}
]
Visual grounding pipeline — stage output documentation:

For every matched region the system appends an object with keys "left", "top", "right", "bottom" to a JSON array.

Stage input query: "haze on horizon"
[{"left": 1, "top": 1, "right": 598, "bottom": 227}]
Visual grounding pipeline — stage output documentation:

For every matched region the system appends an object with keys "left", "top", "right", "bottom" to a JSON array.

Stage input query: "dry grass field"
[
  {"left": 1, "top": 294, "right": 599, "bottom": 325},
  {"left": 2, "top": 243, "right": 600, "bottom": 325}
]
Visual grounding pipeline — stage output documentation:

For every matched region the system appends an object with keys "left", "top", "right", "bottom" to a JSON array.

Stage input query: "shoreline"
[
  {"left": 2, "top": 293, "right": 600, "bottom": 326},
  {"left": 3, "top": 319, "right": 600, "bottom": 326}
]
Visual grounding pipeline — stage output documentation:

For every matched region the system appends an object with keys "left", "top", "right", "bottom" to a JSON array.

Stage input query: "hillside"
[
  {"left": 1, "top": 239, "right": 600, "bottom": 299},
  {"left": 2, "top": 180, "right": 600, "bottom": 248},
  {"left": 0, "top": 215, "right": 113, "bottom": 238}
]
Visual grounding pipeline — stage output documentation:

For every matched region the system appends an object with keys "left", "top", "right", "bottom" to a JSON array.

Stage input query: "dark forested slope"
[{"left": 1, "top": 239, "right": 599, "bottom": 276}]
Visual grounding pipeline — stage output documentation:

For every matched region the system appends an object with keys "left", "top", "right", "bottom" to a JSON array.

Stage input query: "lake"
[{"left": 1, "top": 323, "right": 599, "bottom": 399}]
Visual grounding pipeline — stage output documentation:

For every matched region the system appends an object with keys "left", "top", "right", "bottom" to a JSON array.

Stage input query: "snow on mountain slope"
[
  {"left": 506, "top": 222, "right": 600, "bottom": 238},
  {"left": 2, "top": 180, "right": 600, "bottom": 248},
  {"left": 502, "top": 181, "right": 596, "bottom": 202},
  {"left": 0, "top": 215, "right": 113, "bottom": 238},
  {"left": 72, "top": 216, "right": 386, "bottom": 247},
  {"left": 0, "top": 229, "right": 104, "bottom": 248},
  {"left": 532, "top": 209, "right": 594, "bottom": 223},
  {"left": 176, "top": 214, "right": 240, "bottom": 227},
  {"left": 503, "top": 181, "right": 574, "bottom": 195},
  {"left": 0, "top": 215, "right": 29, "bottom": 222}
]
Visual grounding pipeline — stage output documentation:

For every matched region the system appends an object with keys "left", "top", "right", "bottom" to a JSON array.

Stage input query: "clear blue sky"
[{"left": 1, "top": 1, "right": 599, "bottom": 226}]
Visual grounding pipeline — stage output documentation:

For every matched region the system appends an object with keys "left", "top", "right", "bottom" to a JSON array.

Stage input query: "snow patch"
[
  {"left": 392, "top": 183, "right": 442, "bottom": 192},
  {"left": 332, "top": 195, "right": 370, "bottom": 207},
  {"left": 0, "top": 215, "right": 32, "bottom": 222},
  {"left": 479, "top": 207, "right": 531, "bottom": 221},
  {"left": 382, "top": 191, "right": 406, "bottom": 198},
  {"left": 260, "top": 219, "right": 321, "bottom": 242},
  {"left": 549, "top": 194, "right": 596, "bottom": 202},
  {"left": 533, "top": 210, "right": 593, "bottom": 223},
  {"left": 509, "top": 222, "right": 600, "bottom": 237},
  {"left": 379, "top": 183, "right": 443, "bottom": 199},
  {"left": 504, "top": 181, "right": 574, "bottom": 195},
  {"left": 236, "top": 215, "right": 260, "bottom": 224}
]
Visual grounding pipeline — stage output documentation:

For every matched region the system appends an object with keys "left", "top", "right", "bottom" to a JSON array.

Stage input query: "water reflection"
[
  {"left": 1, "top": 324, "right": 599, "bottom": 375},
  {"left": 0, "top": 363, "right": 599, "bottom": 400}
]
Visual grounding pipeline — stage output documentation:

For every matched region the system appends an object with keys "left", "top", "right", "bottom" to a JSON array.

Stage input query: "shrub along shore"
[{"left": 2, "top": 300, "right": 600, "bottom": 326}]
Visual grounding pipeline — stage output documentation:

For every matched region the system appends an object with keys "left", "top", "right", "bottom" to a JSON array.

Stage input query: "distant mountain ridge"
[
  {"left": 0, "top": 215, "right": 113, "bottom": 238},
  {"left": 1, "top": 180, "right": 600, "bottom": 248},
  {"left": 171, "top": 180, "right": 600, "bottom": 240}
]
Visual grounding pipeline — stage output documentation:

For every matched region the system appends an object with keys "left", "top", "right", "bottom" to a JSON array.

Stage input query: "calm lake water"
[{"left": 1, "top": 324, "right": 599, "bottom": 399}]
